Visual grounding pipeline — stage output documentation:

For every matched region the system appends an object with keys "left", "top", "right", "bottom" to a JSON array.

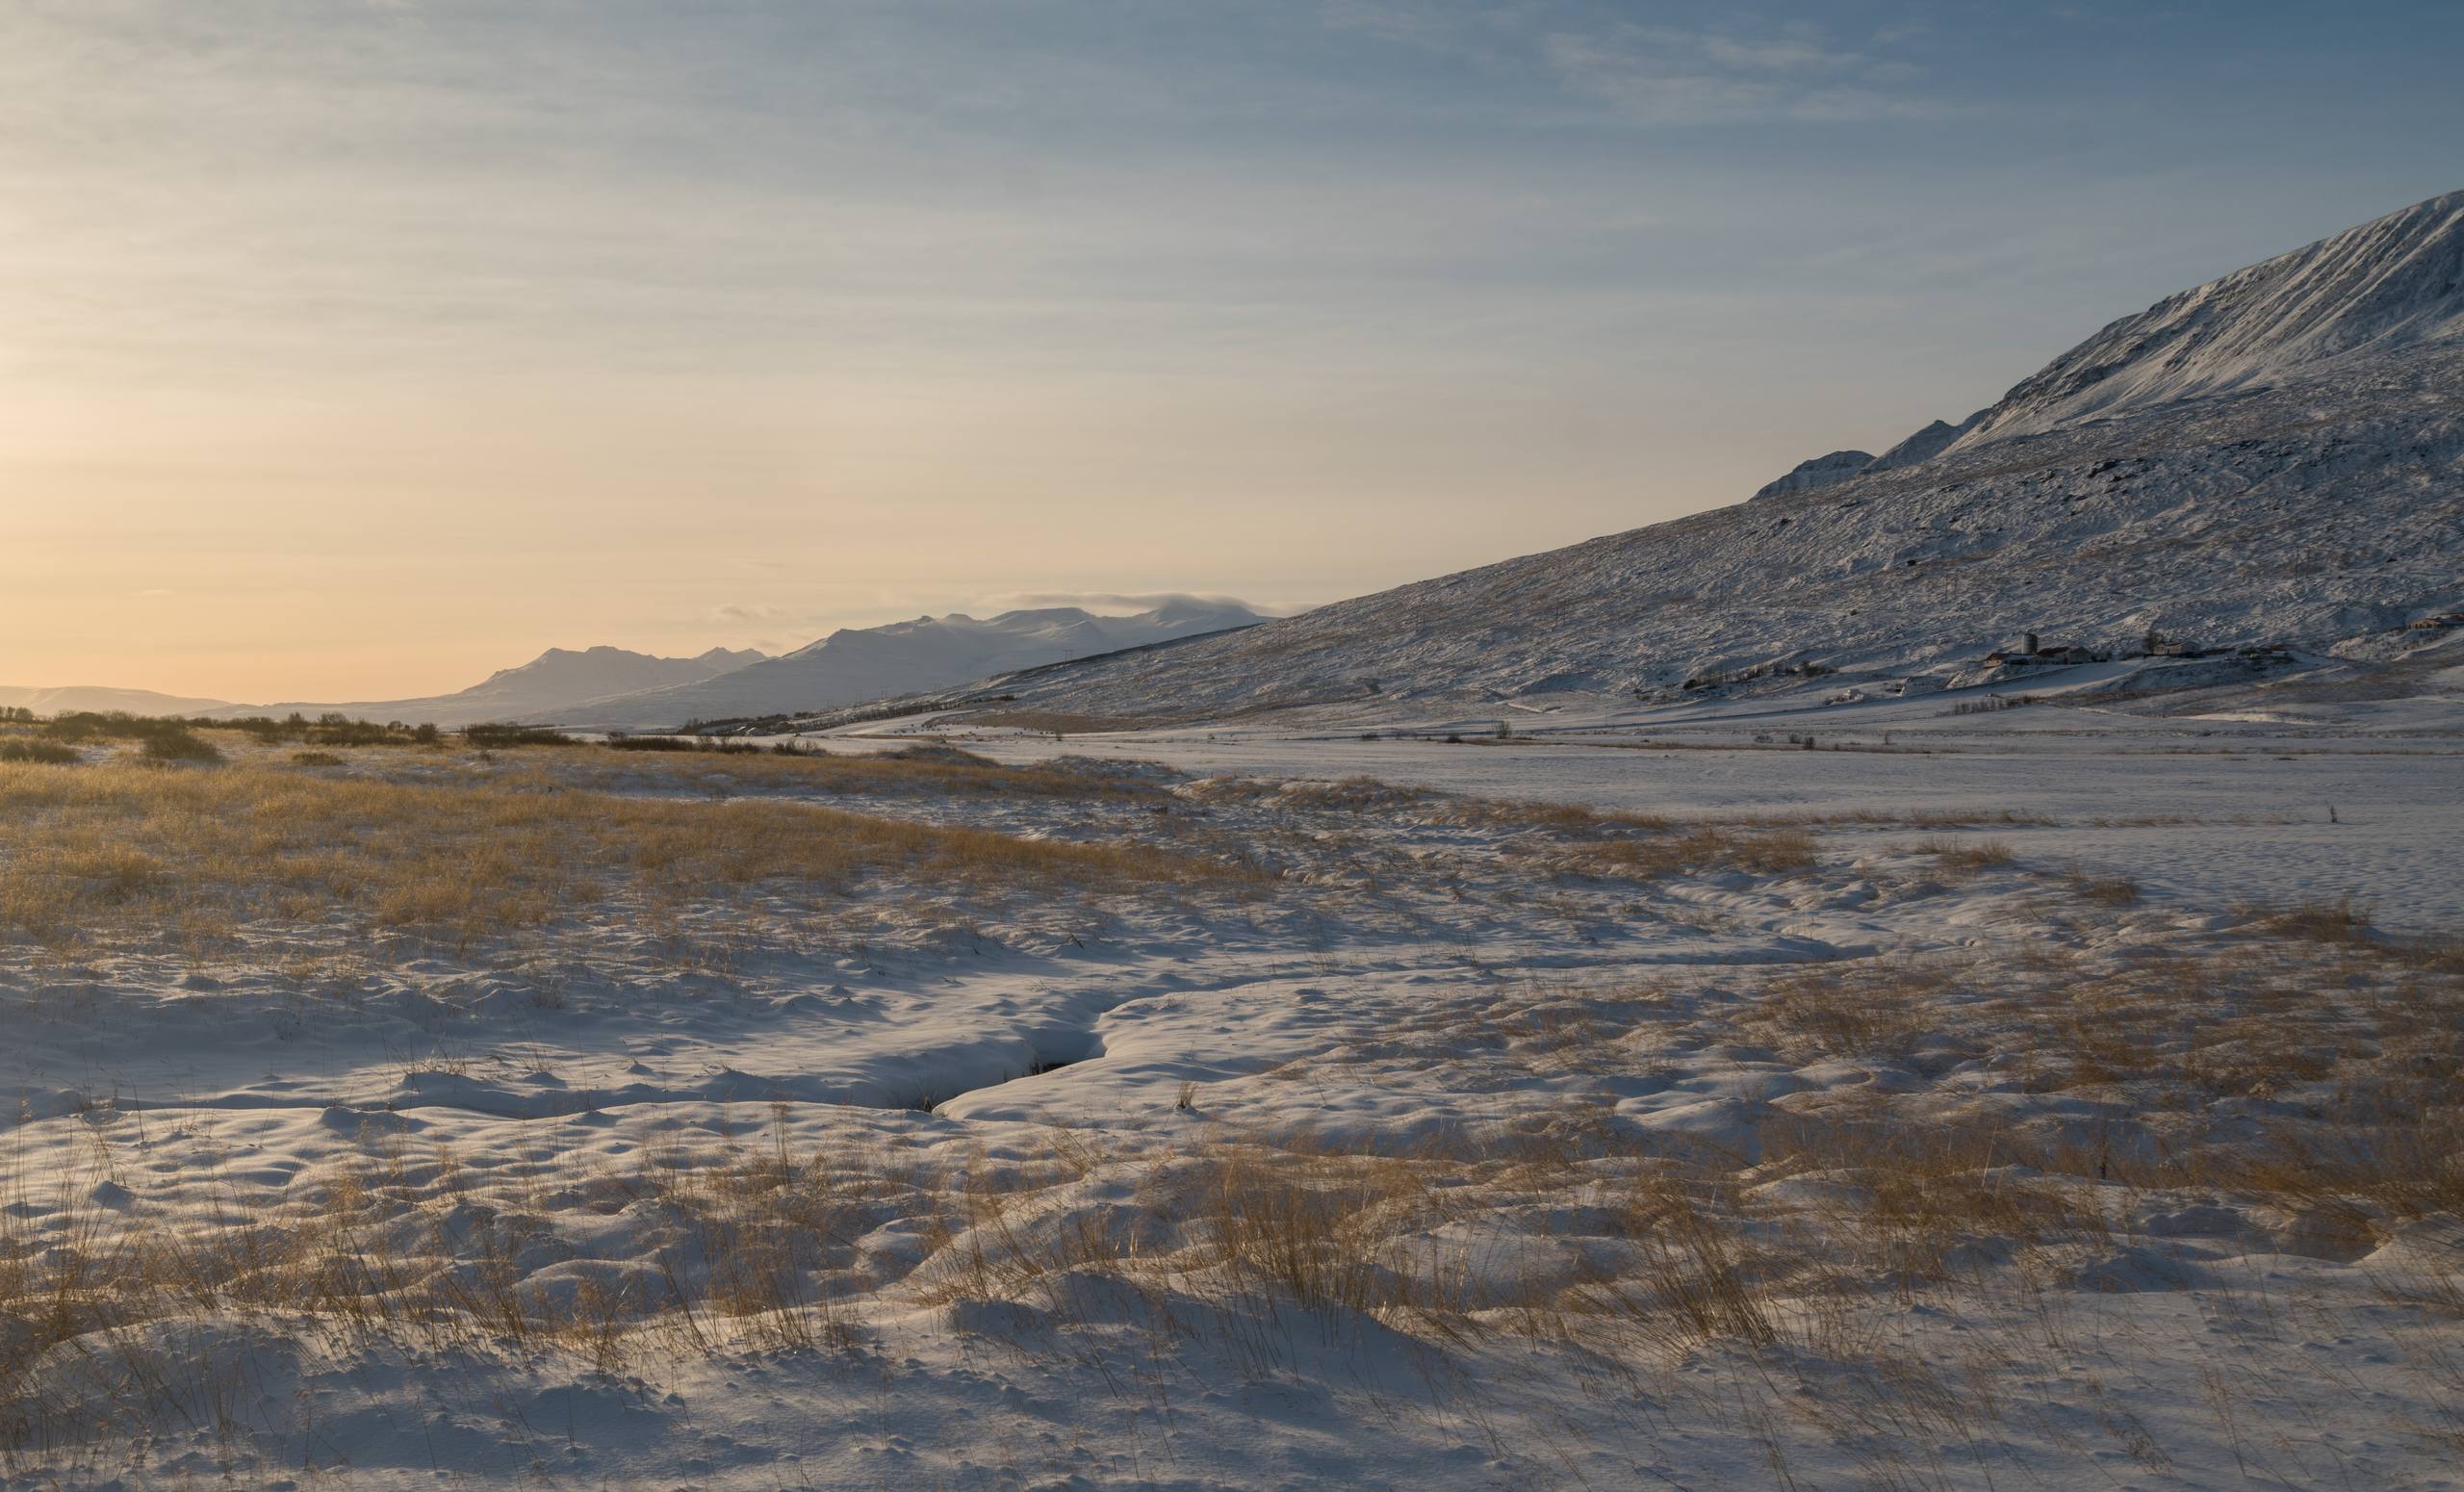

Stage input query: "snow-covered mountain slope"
[
  {"left": 552, "top": 600, "right": 1271, "bottom": 729},
  {"left": 1751, "top": 449, "right": 1873, "bottom": 500},
  {"left": 1954, "top": 188, "right": 2464, "bottom": 445},
  {"left": 924, "top": 193, "right": 2464, "bottom": 727},
  {"left": 0, "top": 684, "right": 235, "bottom": 717},
  {"left": 204, "top": 646, "right": 766, "bottom": 729},
  {"left": 1863, "top": 411, "right": 1983, "bottom": 475},
  {"left": 1748, "top": 413, "right": 1982, "bottom": 495}
]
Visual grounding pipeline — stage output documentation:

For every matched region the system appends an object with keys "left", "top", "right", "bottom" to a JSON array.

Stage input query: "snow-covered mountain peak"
[
  {"left": 181, "top": 645, "right": 769, "bottom": 729},
  {"left": 471, "top": 644, "right": 763, "bottom": 696},
  {"left": 1954, "top": 188, "right": 2464, "bottom": 446}
]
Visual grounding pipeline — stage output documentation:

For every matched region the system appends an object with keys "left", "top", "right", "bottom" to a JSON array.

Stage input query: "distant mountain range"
[
  {"left": 0, "top": 684, "right": 239, "bottom": 717},
  {"left": 9, "top": 648, "right": 761, "bottom": 730},
  {"left": 196, "top": 646, "right": 771, "bottom": 729},
  {"left": 16, "top": 600, "right": 1274, "bottom": 731},
  {"left": 901, "top": 190, "right": 2464, "bottom": 725},
  {"left": 547, "top": 599, "right": 1273, "bottom": 730}
]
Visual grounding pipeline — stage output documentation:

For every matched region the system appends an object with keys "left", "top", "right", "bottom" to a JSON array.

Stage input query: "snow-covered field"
[
  {"left": 942, "top": 719, "right": 2464, "bottom": 936},
  {"left": 2, "top": 719, "right": 2459, "bottom": 1489}
]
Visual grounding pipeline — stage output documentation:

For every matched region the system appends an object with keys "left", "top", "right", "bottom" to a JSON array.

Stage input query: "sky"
[{"left": 4, "top": 1, "right": 2460, "bottom": 703}]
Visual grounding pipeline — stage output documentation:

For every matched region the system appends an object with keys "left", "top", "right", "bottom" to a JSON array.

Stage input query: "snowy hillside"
[
  {"left": 1750, "top": 449, "right": 1873, "bottom": 500},
  {"left": 924, "top": 192, "right": 2464, "bottom": 726},
  {"left": 1954, "top": 187, "right": 2464, "bottom": 444},
  {"left": 552, "top": 599, "right": 1271, "bottom": 729},
  {"left": 0, "top": 684, "right": 235, "bottom": 716},
  {"left": 203, "top": 645, "right": 766, "bottom": 729}
]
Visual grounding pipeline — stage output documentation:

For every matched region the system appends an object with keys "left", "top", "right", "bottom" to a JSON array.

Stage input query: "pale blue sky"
[{"left": 5, "top": 1, "right": 2458, "bottom": 698}]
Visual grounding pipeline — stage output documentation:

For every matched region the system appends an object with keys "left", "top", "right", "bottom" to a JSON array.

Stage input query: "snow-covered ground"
[
  {"left": 3, "top": 720, "right": 2458, "bottom": 1489},
  {"left": 940, "top": 726, "right": 2464, "bottom": 936},
  {"left": 839, "top": 662, "right": 2464, "bottom": 934}
]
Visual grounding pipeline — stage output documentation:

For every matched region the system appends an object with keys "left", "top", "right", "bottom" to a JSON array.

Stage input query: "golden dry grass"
[
  {"left": 544, "top": 742, "right": 1161, "bottom": 801},
  {"left": 1738, "top": 964, "right": 1956, "bottom": 1061},
  {"left": 2063, "top": 867, "right": 2143, "bottom": 906},
  {"left": 1915, "top": 836, "right": 2016, "bottom": 871},
  {"left": 1574, "top": 824, "right": 1818, "bottom": 880},
  {"left": 2238, "top": 894, "right": 2374, "bottom": 944},
  {"left": 0, "top": 751, "right": 1237, "bottom": 955}
]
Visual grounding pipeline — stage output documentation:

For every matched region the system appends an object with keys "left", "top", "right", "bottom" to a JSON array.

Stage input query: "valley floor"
[{"left": 1, "top": 718, "right": 2459, "bottom": 1490}]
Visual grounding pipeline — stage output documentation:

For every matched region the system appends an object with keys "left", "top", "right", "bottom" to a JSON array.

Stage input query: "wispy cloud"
[
  {"left": 1318, "top": 4, "right": 1933, "bottom": 127},
  {"left": 1517, "top": 15, "right": 1921, "bottom": 125},
  {"left": 985, "top": 590, "right": 1295, "bottom": 617},
  {"left": 1318, "top": 0, "right": 1497, "bottom": 55},
  {"left": 708, "top": 602, "right": 797, "bottom": 626},
  {"left": 1539, "top": 20, "right": 1931, "bottom": 125}
]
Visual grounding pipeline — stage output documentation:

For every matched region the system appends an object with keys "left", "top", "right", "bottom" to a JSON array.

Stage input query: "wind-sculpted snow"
[{"left": 4, "top": 730, "right": 2460, "bottom": 1489}]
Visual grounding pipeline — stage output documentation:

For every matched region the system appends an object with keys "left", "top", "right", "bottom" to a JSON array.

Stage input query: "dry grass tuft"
[
  {"left": 1914, "top": 836, "right": 2015, "bottom": 871},
  {"left": 2063, "top": 867, "right": 2143, "bottom": 906},
  {"left": 1741, "top": 964, "right": 1955, "bottom": 1060},
  {"left": 2241, "top": 894, "right": 2374, "bottom": 945},
  {"left": 1576, "top": 825, "right": 1818, "bottom": 881}
]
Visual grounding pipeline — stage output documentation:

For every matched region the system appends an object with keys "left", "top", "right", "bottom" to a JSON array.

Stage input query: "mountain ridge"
[
  {"left": 0, "top": 684, "right": 237, "bottom": 717},
  {"left": 905, "top": 191, "right": 2464, "bottom": 726},
  {"left": 192, "top": 644, "right": 770, "bottom": 728},
  {"left": 1950, "top": 187, "right": 2464, "bottom": 447},
  {"left": 548, "top": 600, "right": 1276, "bottom": 730}
]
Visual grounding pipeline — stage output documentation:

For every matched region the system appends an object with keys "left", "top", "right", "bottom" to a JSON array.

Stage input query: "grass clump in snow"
[
  {"left": 1914, "top": 836, "right": 2015, "bottom": 871},
  {"left": 2062, "top": 866, "right": 2143, "bottom": 906},
  {"left": 2238, "top": 893, "right": 2374, "bottom": 944},
  {"left": 1573, "top": 824, "right": 1817, "bottom": 880}
]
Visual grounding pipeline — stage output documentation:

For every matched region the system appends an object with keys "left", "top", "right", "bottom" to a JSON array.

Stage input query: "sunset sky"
[{"left": 6, "top": 0, "right": 2460, "bottom": 702}]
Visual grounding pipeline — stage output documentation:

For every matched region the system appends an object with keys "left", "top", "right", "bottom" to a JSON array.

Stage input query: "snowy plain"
[
  {"left": 943, "top": 722, "right": 2464, "bottom": 935},
  {"left": 3, "top": 709, "right": 2458, "bottom": 1491}
]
